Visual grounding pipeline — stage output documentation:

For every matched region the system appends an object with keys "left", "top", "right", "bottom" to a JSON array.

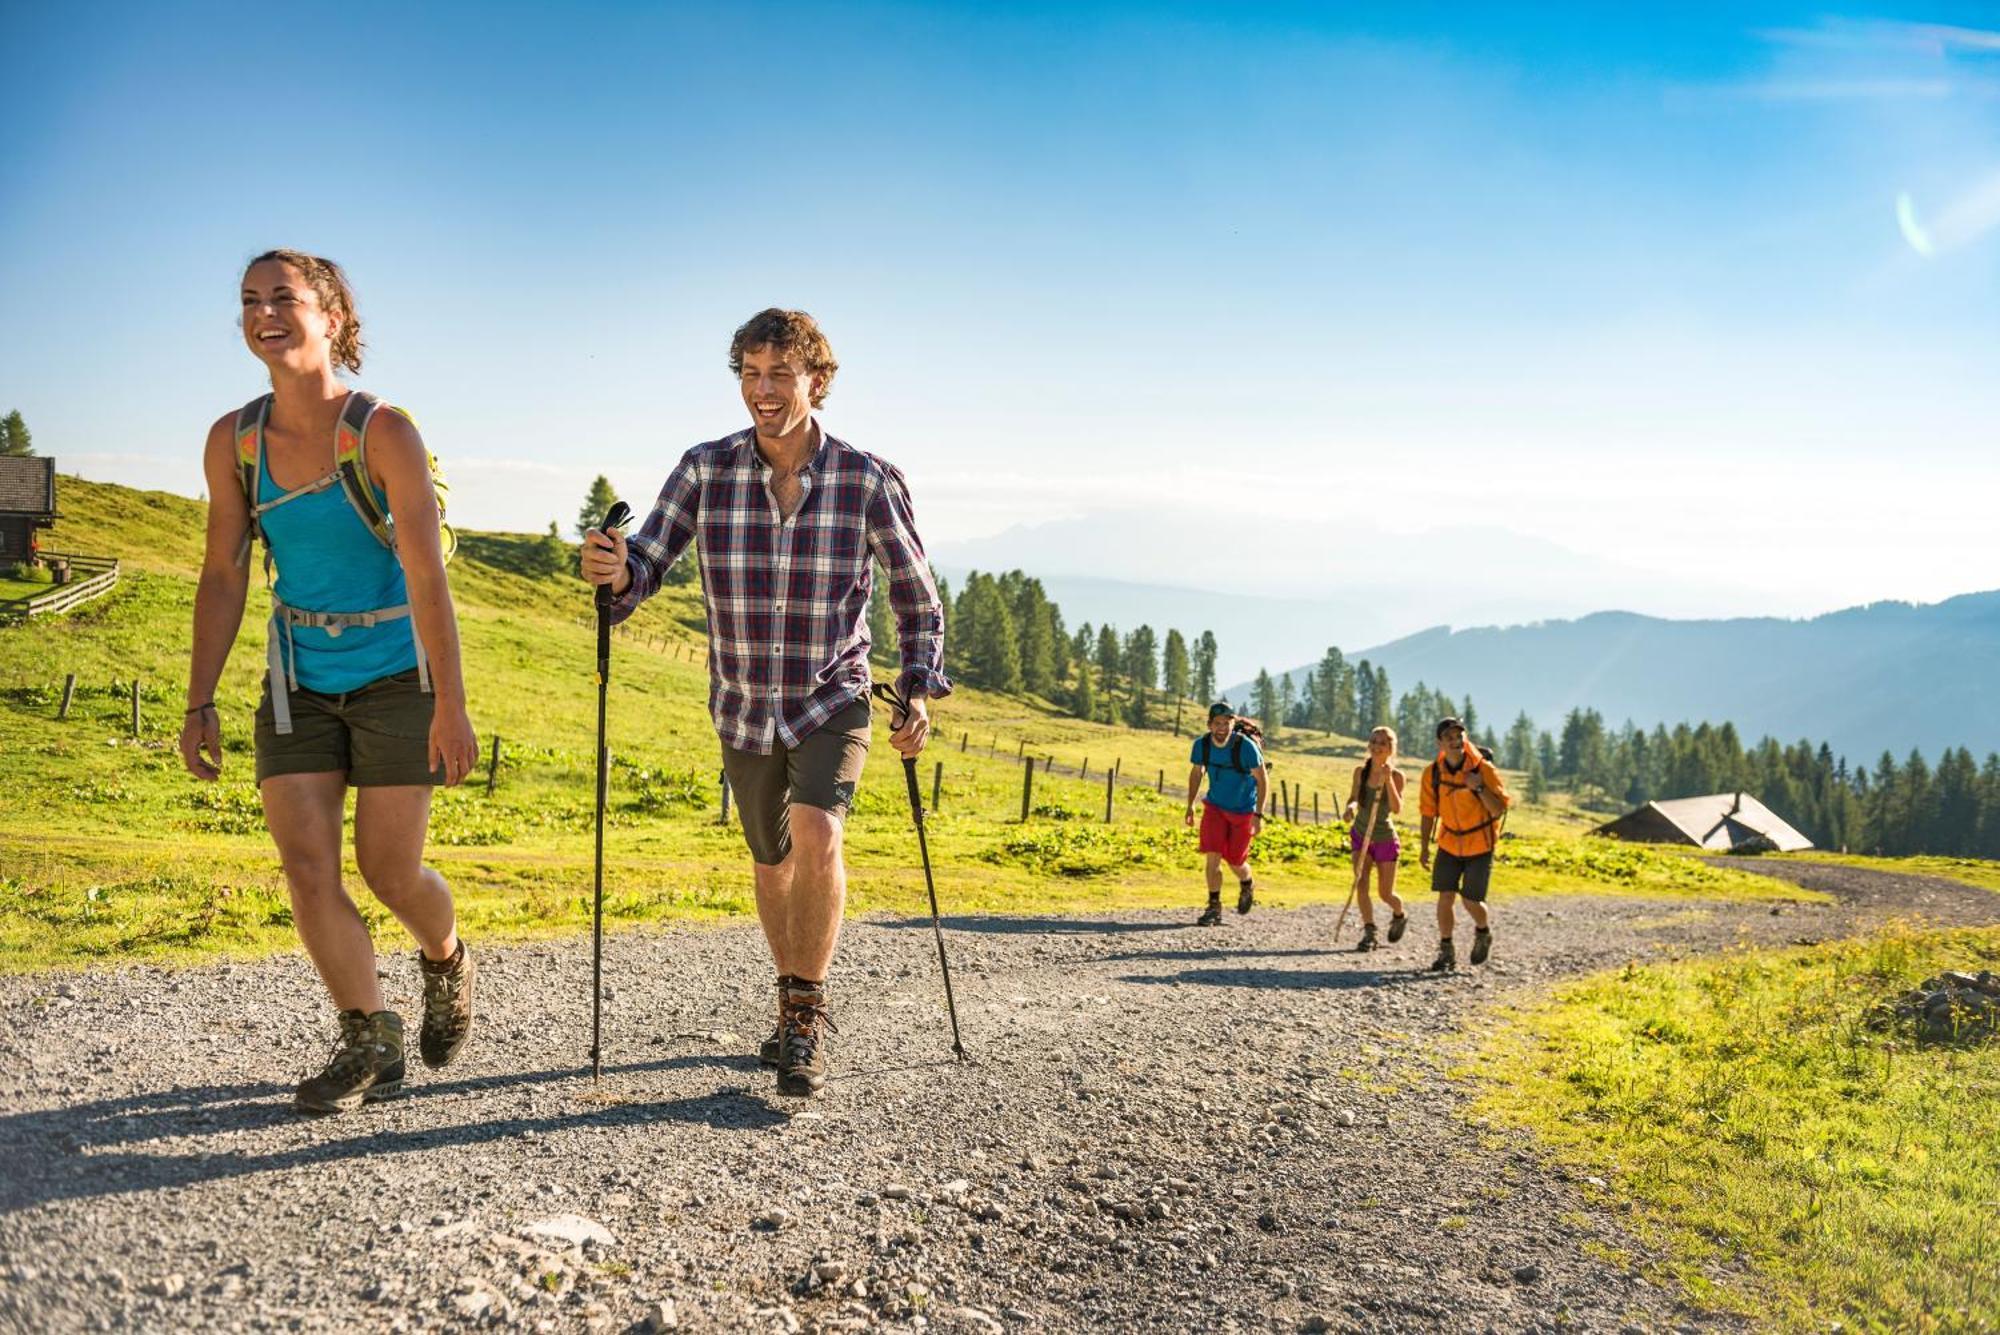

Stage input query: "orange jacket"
[{"left": 1419, "top": 748, "right": 1511, "bottom": 858}]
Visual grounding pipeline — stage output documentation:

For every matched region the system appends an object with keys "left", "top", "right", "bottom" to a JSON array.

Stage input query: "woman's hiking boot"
[
  {"left": 417, "top": 939, "right": 476, "bottom": 1070},
  {"left": 1197, "top": 896, "right": 1224, "bottom": 927},
  {"left": 1469, "top": 927, "right": 1492, "bottom": 966},
  {"left": 776, "top": 979, "right": 836, "bottom": 1098},
  {"left": 1429, "top": 938, "right": 1457, "bottom": 973},
  {"left": 1236, "top": 878, "right": 1255, "bottom": 915},
  {"left": 1355, "top": 922, "right": 1379, "bottom": 952},
  {"left": 294, "top": 1009, "right": 405, "bottom": 1115},
  {"left": 1386, "top": 914, "right": 1408, "bottom": 943}
]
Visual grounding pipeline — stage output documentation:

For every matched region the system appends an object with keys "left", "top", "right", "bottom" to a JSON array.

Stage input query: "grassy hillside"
[
  {"left": 1477, "top": 925, "right": 2000, "bottom": 1330},
  {"left": 1, "top": 476, "right": 1808, "bottom": 972}
]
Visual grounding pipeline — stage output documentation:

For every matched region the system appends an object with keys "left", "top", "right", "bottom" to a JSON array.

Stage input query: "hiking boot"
[
  {"left": 1469, "top": 927, "right": 1492, "bottom": 966},
  {"left": 417, "top": 940, "right": 475, "bottom": 1070},
  {"left": 760, "top": 974, "right": 794, "bottom": 1068},
  {"left": 294, "top": 1009, "right": 405, "bottom": 1115},
  {"left": 1197, "top": 897, "right": 1224, "bottom": 927},
  {"left": 1236, "top": 879, "right": 1255, "bottom": 915},
  {"left": 1355, "top": 922, "right": 1379, "bottom": 952},
  {"left": 1386, "top": 914, "right": 1408, "bottom": 944},
  {"left": 776, "top": 981, "right": 837, "bottom": 1098},
  {"left": 1429, "top": 939, "right": 1457, "bottom": 973}
]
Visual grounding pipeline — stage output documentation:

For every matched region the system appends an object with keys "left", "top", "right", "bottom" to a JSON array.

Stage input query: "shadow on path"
[
  {"left": 1118, "top": 966, "right": 1437, "bottom": 992},
  {"left": 0, "top": 1052, "right": 782, "bottom": 1214},
  {"left": 871, "top": 915, "right": 1187, "bottom": 937}
]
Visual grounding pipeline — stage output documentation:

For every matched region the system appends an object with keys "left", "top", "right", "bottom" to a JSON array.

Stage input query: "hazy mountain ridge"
[{"left": 1228, "top": 592, "right": 2000, "bottom": 765}]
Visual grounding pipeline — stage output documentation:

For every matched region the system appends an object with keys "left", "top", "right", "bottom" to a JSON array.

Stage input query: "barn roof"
[
  {"left": 1592, "top": 791, "right": 1814, "bottom": 853},
  {"left": 0, "top": 457, "right": 55, "bottom": 516}
]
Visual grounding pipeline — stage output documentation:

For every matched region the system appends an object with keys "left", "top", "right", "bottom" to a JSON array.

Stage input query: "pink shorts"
[{"left": 1350, "top": 829, "right": 1401, "bottom": 864}]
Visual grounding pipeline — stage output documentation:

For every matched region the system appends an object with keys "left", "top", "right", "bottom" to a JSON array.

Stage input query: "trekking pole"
[
  {"left": 590, "top": 501, "right": 633, "bottom": 1083},
  {"left": 1333, "top": 782, "right": 1385, "bottom": 944},
  {"left": 870, "top": 680, "right": 967, "bottom": 1061}
]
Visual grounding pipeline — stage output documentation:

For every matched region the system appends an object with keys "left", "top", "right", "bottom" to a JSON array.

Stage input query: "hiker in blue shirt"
[{"left": 1183, "top": 702, "right": 1269, "bottom": 926}]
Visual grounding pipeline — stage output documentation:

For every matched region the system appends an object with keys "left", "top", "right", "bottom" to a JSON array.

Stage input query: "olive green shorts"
[
  {"left": 254, "top": 668, "right": 444, "bottom": 787},
  {"left": 721, "top": 699, "right": 871, "bottom": 865}
]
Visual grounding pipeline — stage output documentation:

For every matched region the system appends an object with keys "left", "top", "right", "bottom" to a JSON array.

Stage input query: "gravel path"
[{"left": 3, "top": 858, "right": 1996, "bottom": 1334}]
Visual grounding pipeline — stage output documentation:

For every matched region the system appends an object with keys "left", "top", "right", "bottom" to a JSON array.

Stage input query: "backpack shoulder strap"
[
  {"left": 1197, "top": 736, "right": 1212, "bottom": 767},
  {"left": 233, "top": 395, "right": 273, "bottom": 566},
  {"left": 1229, "top": 734, "right": 1247, "bottom": 772},
  {"left": 333, "top": 391, "right": 395, "bottom": 550}
]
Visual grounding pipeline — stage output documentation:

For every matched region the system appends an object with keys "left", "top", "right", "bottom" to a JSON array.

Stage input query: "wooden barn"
[
  {"left": 0, "top": 456, "right": 57, "bottom": 565},
  {"left": 1592, "top": 791, "right": 1813, "bottom": 854}
]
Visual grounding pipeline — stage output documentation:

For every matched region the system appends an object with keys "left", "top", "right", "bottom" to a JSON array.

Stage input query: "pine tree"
[
  {"left": 1253, "top": 668, "right": 1281, "bottom": 740},
  {"left": 1503, "top": 712, "right": 1537, "bottom": 771},
  {"left": 0, "top": 411, "right": 31, "bottom": 457},
  {"left": 576, "top": 475, "right": 619, "bottom": 539},
  {"left": 1163, "top": 629, "right": 1190, "bottom": 730},
  {"left": 1095, "top": 624, "right": 1122, "bottom": 695},
  {"left": 1193, "top": 631, "right": 1218, "bottom": 704},
  {"left": 966, "top": 575, "right": 1022, "bottom": 692},
  {"left": 1071, "top": 659, "right": 1097, "bottom": 720},
  {"left": 1371, "top": 666, "right": 1391, "bottom": 728}
]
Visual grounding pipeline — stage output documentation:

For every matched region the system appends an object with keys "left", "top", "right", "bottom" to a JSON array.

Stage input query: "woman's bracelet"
[{"left": 185, "top": 702, "right": 216, "bottom": 715}]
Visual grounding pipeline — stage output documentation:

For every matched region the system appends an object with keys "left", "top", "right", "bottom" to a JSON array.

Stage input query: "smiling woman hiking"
[{"left": 179, "top": 250, "right": 480, "bottom": 1115}]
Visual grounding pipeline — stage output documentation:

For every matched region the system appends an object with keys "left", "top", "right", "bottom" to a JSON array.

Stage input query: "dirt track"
[{"left": 2, "top": 859, "right": 1995, "bottom": 1334}]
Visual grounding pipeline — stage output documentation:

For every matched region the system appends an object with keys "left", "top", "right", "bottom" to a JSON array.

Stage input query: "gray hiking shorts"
[{"left": 721, "top": 699, "right": 871, "bottom": 865}]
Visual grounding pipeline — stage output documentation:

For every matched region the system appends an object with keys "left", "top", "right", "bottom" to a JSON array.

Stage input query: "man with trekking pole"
[
  {"left": 1418, "top": 716, "right": 1510, "bottom": 972},
  {"left": 580, "top": 308, "right": 949, "bottom": 1097}
]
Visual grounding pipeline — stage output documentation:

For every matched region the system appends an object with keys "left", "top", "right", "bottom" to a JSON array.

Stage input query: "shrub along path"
[{"left": 1, "top": 863, "right": 1995, "bottom": 1334}]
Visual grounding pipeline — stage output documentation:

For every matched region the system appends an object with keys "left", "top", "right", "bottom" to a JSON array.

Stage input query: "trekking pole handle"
[
  {"left": 870, "top": 679, "right": 912, "bottom": 730},
  {"left": 595, "top": 502, "right": 632, "bottom": 676},
  {"left": 594, "top": 502, "right": 633, "bottom": 614}
]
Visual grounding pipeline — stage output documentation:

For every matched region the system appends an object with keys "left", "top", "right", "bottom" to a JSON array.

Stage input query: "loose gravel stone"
[{"left": 0, "top": 860, "right": 1986, "bottom": 1333}]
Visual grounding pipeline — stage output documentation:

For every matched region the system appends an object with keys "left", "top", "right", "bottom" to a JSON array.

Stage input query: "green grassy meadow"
[
  {"left": 3, "top": 477, "right": 1810, "bottom": 972},
  {"left": 1475, "top": 926, "right": 2000, "bottom": 1331}
]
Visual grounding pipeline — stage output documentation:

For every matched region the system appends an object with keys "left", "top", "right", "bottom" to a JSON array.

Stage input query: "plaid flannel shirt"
[{"left": 610, "top": 423, "right": 951, "bottom": 753}]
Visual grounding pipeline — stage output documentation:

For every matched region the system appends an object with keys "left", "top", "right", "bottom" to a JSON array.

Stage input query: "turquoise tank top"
[{"left": 258, "top": 452, "right": 417, "bottom": 694}]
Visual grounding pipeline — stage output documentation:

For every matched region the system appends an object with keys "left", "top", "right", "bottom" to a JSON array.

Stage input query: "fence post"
[
  {"left": 1081, "top": 758, "right": 1089, "bottom": 780},
  {"left": 960, "top": 732, "right": 968, "bottom": 753},
  {"left": 932, "top": 760, "right": 943, "bottom": 813},
  {"left": 58, "top": 673, "right": 76, "bottom": 720},
  {"left": 1313, "top": 791, "right": 1320, "bottom": 824},
  {"left": 1157, "top": 768, "right": 1164, "bottom": 794},
  {"left": 485, "top": 735, "right": 502, "bottom": 796},
  {"left": 1104, "top": 770, "right": 1115, "bottom": 823},
  {"left": 718, "top": 769, "right": 732, "bottom": 826},
  {"left": 1020, "top": 757, "right": 1035, "bottom": 822},
  {"left": 130, "top": 679, "right": 140, "bottom": 737},
  {"left": 1017, "top": 739, "right": 1025, "bottom": 759},
  {"left": 1044, "top": 754, "right": 1054, "bottom": 774}
]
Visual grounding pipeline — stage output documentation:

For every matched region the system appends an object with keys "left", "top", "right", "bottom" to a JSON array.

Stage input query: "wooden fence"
[{"left": 0, "top": 553, "right": 120, "bottom": 623}]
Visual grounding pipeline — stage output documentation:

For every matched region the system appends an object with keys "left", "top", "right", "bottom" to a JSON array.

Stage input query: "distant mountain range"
[{"left": 1224, "top": 591, "right": 2000, "bottom": 765}]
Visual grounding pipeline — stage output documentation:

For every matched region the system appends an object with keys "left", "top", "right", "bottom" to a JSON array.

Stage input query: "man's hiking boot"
[
  {"left": 1236, "top": 879, "right": 1255, "bottom": 915},
  {"left": 1429, "top": 938, "right": 1457, "bottom": 973},
  {"left": 760, "top": 974, "right": 795, "bottom": 1069},
  {"left": 294, "top": 1009, "right": 404, "bottom": 1115},
  {"left": 1469, "top": 927, "right": 1492, "bottom": 966},
  {"left": 1386, "top": 914, "right": 1408, "bottom": 944},
  {"left": 1197, "top": 897, "right": 1224, "bottom": 927},
  {"left": 1355, "top": 922, "right": 1379, "bottom": 952},
  {"left": 776, "top": 980, "right": 836, "bottom": 1098},
  {"left": 417, "top": 940, "right": 475, "bottom": 1070}
]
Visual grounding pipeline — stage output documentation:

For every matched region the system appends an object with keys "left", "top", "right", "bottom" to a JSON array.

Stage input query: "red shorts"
[{"left": 1199, "top": 802, "right": 1257, "bottom": 864}]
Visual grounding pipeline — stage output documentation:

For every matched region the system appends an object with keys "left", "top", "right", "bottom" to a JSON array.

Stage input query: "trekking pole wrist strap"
[{"left": 185, "top": 702, "right": 215, "bottom": 715}]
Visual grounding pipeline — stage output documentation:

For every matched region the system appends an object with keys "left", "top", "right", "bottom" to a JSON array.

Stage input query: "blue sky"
[{"left": 4, "top": 2, "right": 1998, "bottom": 639}]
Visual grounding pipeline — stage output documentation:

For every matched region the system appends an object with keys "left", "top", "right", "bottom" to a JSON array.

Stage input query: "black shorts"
[
  {"left": 720, "top": 699, "right": 871, "bottom": 865},
  {"left": 1431, "top": 849, "right": 1493, "bottom": 902}
]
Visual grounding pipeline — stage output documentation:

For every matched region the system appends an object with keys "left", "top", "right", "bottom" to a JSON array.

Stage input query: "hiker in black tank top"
[{"left": 1341, "top": 726, "right": 1408, "bottom": 951}]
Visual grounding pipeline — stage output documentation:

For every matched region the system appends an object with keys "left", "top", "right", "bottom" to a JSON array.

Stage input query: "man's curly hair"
[{"left": 728, "top": 308, "right": 838, "bottom": 407}]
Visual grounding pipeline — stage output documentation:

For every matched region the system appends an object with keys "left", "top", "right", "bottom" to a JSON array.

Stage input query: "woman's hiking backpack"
[
  {"left": 233, "top": 391, "right": 456, "bottom": 569},
  {"left": 232, "top": 390, "right": 456, "bottom": 734}
]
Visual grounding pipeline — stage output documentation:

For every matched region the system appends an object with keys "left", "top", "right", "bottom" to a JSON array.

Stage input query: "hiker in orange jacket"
[{"left": 1417, "top": 716, "right": 1510, "bottom": 972}]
